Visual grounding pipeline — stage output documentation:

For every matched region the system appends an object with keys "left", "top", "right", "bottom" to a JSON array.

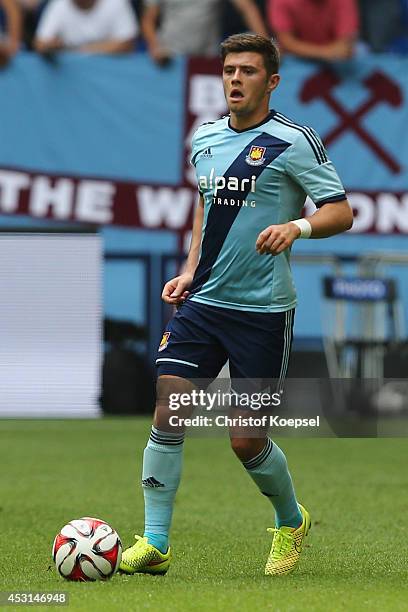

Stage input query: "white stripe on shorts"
[
  {"left": 277, "top": 309, "right": 293, "bottom": 389},
  {"left": 156, "top": 358, "right": 199, "bottom": 368}
]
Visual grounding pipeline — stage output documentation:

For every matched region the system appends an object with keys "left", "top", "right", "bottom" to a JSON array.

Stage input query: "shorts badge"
[
  {"left": 245, "top": 145, "right": 266, "bottom": 166},
  {"left": 158, "top": 331, "right": 171, "bottom": 352}
]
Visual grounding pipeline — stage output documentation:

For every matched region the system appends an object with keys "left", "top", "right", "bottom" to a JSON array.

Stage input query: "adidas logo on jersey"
[{"left": 202, "top": 147, "right": 213, "bottom": 158}]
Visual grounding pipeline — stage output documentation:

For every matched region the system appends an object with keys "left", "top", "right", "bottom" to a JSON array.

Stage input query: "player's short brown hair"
[{"left": 220, "top": 33, "right": 280, "bottom": 76}]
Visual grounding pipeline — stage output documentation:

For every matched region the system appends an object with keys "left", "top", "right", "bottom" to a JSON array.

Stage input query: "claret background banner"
[{"left": 0, "top": 53, "right": 406, "bottom": 235}]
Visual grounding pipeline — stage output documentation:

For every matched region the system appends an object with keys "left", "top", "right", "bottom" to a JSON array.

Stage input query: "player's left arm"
[
  {"left": 256, "top": 199, "right": 352, "bottom": 255},
  {"left": 231, "top": 0, "right": 269, "bottom": 38},
  {"left": 256, "top": 129, "right": 353, "bottom": 255},
  {"left": 297, "top": 199, "right": 353, "bottom": 238}
]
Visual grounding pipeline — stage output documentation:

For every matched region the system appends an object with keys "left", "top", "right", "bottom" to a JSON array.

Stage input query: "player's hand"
[
  {"left": 255, "top": 222, "right": 301, "bottom": 255},
  {"left": 162, "top": 272, "right": 193, "bottom": 305}
]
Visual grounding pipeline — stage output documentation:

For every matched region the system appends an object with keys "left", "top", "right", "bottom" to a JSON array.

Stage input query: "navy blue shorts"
[{"left": 156, "top": 300, "right": 294, "bottom": 384}]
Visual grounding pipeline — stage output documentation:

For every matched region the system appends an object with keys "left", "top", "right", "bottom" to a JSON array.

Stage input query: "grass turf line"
[{"left": 0, "top": 418, "right": 407, "bottom": 611}]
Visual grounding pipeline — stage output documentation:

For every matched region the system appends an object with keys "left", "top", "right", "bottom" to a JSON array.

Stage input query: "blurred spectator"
[
  {"left": 130, "top": 0, "right": 142, "bottom": 20},
  {"left": 0, "top": 0, "right": 22, "bottom": 66},
  {"left": 16, "top": 0, "right": 43, "bottom": 49},
  {"left": 141, "top": 0, "right": 269, "bottom": 65},
  {"left": 268, "top": 0, "right": 359, "bottom": 61},
  {"left": 34, "top": 0, "right": 138, "bottom": 55},
  {"left": 223, "top": 0, "right": 266, "bottom": 39},
  {"left": 359, "top": 0, "right": 405, "bottom": 53}
]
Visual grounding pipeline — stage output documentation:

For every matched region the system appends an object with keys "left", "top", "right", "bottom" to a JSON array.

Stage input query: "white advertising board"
[{"left": 0, "top": 233, "right": 102, "bottom": 417}]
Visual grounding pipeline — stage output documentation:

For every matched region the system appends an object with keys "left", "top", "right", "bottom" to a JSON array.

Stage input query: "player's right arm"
[{"left": 161, "top": 194, "right": 204, "bottom": 305}]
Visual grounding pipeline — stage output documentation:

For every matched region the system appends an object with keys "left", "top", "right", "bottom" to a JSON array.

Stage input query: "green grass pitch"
[{"left": 1, "top": 418, "right": 407, "bottom": 611}]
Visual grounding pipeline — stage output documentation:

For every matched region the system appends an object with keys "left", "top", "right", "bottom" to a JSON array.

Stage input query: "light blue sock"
[
  {"left": 142, "top": 427, "right": 184, "bottom": 553},
  {"left": 242, "top": 438, "right": 302, "bottom": 528}
]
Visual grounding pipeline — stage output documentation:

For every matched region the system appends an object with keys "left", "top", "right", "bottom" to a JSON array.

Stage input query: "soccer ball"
[{"left": 52, "top": 517, "right": 122, "bottom": 581}]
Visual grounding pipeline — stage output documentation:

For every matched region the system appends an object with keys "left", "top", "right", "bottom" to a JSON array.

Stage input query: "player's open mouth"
[{"left": 230, "top": 89, "right": 244, "bottom": 100}]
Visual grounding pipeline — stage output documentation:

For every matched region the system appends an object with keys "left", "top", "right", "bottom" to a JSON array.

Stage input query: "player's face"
[{"left": 222, "top": 52, "right": 279, "bottom": 117}]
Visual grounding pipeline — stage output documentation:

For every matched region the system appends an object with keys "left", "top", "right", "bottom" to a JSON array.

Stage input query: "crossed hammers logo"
[{"left": 300, "top": 69, "right": 403, "bottom": 174}]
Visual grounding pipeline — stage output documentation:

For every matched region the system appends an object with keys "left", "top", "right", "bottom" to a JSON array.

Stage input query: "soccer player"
[{"left": 120, "top": 34, "right": 353, "bottom": 577}]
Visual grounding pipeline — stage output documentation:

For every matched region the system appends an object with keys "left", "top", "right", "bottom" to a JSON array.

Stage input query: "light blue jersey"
[{"left": 189, "top": 110, "right": 346, "bottom": 313}]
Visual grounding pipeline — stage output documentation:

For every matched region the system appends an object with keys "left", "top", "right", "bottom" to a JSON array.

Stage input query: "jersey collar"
[{"left": 227, "top": 110, "right": 277, "bottom": 133}]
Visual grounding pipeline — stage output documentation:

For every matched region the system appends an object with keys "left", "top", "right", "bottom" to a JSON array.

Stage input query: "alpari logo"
[{"left": 199, "top": 168, "right": 257, "bottom": 197}]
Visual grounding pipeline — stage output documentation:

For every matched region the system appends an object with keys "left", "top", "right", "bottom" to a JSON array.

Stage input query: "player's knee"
[
  {"left": 154, "top": 375, "right": 195, "bottom": 431},
  {"left": 230, "top": 437, "right": 262, "bottom": 462},
  {"left": 156, "top": 375, "right": 192, "bottom": 405}
]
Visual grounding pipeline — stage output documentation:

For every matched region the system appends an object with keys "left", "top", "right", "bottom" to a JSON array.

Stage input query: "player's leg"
[
  {"left": 229, "top": 425, "right": 302, "bottom": 529},
  {"left": 230, "top": 426, "right": 311, "bottom": 576},
  {"left": 120, "top": 374, "right": 194, "bottom": 575},
  {"left": 120, "top": 300, "right": 226, "bottom": 575},
  {"left": 226, "top": 308, "right": 310, "bottom": 575},
  {"left": 230, "top": 429, "right": 310, "bottom": 576},
  {"left": 142, "top": 374, "right": 194, "bottom": 555}
]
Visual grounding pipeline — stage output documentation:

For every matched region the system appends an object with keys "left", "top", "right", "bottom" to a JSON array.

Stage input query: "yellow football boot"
[
  {"left": 265, "top": 504, "right": 311, "bottom": 576},
  {"left": 120, "top": 535, "right": 171, "bottom": 575}
]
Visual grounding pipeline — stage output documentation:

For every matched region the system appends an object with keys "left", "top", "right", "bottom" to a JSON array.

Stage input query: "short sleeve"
[
  {"left": 36, "top": 0, "right": 63, "bottom": 40},
  {"left": 286, "top": 129, "right": 346, "bottom": 207}
]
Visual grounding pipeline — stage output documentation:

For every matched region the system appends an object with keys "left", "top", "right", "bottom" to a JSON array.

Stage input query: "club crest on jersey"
[
  {"left": 246, "top": 145, "right": 266, "bottom": 166},
  {"left": 158, "top": 332, "right": 171, "bottom": 352}
]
